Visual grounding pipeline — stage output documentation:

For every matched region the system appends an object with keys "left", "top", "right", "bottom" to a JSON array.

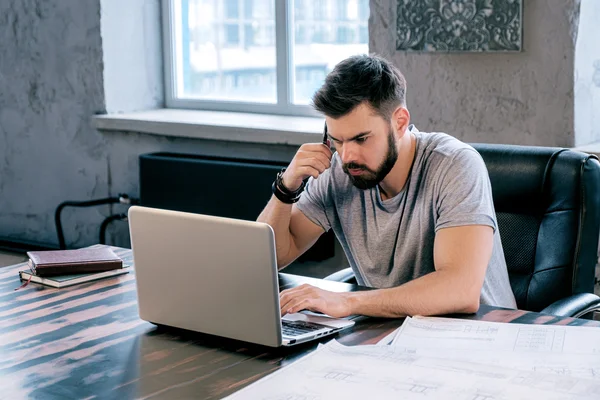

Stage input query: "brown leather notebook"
[{"left": 27, "top": 247, "right": 123, "bottom": 277}]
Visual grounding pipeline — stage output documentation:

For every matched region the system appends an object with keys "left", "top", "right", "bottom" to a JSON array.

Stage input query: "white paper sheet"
[
  {"left": 390, "top": 316, "right": 600, "bottom": 380},
  {"left": 375, "top": 327, "right": 402, "bottom": 345},
  {"left": 225, "top": 340, "right": 600, "bottom": 399},
  {"left": 392, "top": 316, "right": 600, "bottom": 353}
]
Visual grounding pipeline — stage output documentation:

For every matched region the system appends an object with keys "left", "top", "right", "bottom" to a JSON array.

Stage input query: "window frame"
[{"left": 162, "top": 0, "right": 321, "bottom": 117}]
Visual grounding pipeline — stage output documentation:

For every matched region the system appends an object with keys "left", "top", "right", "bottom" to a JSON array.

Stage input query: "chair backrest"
[{"left": 472, "top": 144, "right": 600, "bottom": 311}]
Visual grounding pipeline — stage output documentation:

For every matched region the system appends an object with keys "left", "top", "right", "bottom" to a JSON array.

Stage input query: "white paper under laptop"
[{"left": 128, "top": 206, "right": 354, "bottom": 347}]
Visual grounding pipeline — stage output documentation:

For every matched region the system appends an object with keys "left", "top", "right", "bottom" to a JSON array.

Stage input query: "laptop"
[{"left": 128, "top": 205, "right": 354, "bottom": 347}]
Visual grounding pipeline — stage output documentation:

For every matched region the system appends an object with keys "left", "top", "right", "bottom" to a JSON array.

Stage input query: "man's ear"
[{"left": 392, "top": 106, "right": 410, "bottom": 138}]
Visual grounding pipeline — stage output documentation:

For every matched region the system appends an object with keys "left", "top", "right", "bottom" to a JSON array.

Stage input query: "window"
[
  {"left": 164, "top": 0, "right": 369, "bottom": 116},
  {"left": 225, "top": 0, "right": 240, "bottom": 18},
  {"left": 225, "top": 24, "right": 240, "bottom": 46}
]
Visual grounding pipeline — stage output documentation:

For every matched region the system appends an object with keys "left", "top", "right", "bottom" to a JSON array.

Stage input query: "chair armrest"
[
  {"left": 540, "top": 293, "right": 600, "bottom": 318},
  {"left": 324, "top": 267, "right": 356, "bottom": 283}
]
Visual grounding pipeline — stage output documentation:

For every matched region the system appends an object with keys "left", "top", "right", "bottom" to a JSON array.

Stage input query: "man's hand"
[
  {"left": 279, "top": 284, "right": 352, "bottom": 318},
  {"left": 281, "top": 143, "right": 333, "bottom": 192}
]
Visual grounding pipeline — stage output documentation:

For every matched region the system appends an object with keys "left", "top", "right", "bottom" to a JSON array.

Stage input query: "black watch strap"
[
  {"left": 272, "top": 168, "right": 305, "bottom": 204},
  {"left": 272, "top": 181, "right": 301, "bottom": 204},
  {"left": 276, "top": 168, "right": 305, "bottom": 195}
]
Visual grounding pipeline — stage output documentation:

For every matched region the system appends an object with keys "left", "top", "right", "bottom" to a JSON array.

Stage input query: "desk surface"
[{"left": 1, "top": 247, "right": 599, "bottom": 399}]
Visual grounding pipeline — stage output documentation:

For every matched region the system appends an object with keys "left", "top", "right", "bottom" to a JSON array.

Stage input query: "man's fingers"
[
  {"left": 313, "top": 152, "right": 333, "bottom": 169},
  {"left": 280, "top": 284, "right": 310, "bottom": 297},
  {"left": 300, "top": 143, "right": 333, "bottom": 157},
  {"left": 284, "top": 145, "right": 332, "bottom": 187},
  {"left": 280, "top": 285, "right": 317, "bottom": 314},
  {"left": 299, "top": 157, "right": 329, "bottom": 174},
  {"left": 280, "top": 287, "right": 304, "bottom": 310},
  {"left": 280, "top": 284, "right": 312, "bottom": 301},
  {"left": 295, "top": 157, "right": 326, "bottom": 174},
  {"left": 296, "top": 165, "right": 320, "bottom": 180},
  {"left": 281, "top": 286, "right": 348, "bottom": 318},
  {"left": 297, "top": 149, "right": 332, "bottom": 167},
  {"left": 285, "top": 298, "right": 313, "bottom": 315},
  {"left": 281, "top": 296, "right": 307, "bottom": 315},
  {"left": 279, "top": 290, "right": 299, "bottom": 313}
]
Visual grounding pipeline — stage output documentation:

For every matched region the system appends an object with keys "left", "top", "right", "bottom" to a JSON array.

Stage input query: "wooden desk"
[{"left": 1, "top": 247, "right": 599, "bottom": 399}]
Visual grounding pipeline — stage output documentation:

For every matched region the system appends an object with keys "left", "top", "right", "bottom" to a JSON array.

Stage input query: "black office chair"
[{"left": 325, "top": 144, "right": 600, "bottom": 318}]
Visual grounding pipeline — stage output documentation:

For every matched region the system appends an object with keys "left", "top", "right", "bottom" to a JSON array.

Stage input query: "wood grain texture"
[{"left": 0, "top": 246, "right": 599, "bottom": 399}]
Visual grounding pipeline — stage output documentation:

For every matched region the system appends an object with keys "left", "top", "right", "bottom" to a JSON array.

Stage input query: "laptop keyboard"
[{"left": 282, "top": 320, "right": 329, "bottom": 337}]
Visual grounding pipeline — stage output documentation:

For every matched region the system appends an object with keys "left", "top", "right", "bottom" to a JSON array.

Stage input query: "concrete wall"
[
  {"left": 0, "top": 0, "right": 107, "bottom": 248},
  {"left": 0, "top": 0, "right": 595, "bottom": 252},
  {"left": 100, "top": 0, "right": 164, "bottom": 113},
  {"left": 575, "top": 0, "right": 600, "bottom": 147},
  {"left": 0, "top": 0, "right": 297, "bottom": 249},
  {"left": 370, "top": 0, "right": 581, "bottom": 147}
]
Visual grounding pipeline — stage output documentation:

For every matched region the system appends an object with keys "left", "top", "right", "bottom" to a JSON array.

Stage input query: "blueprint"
[
  {"left": 390, "top": 316, "right": 600, "bottom": 380},
  {"left": 376, "top": 327, "right": 401, "bottom": 345},
  {"left": 392, "top": 316, "right": 600, "bottom": 354},
  {"left": 225, "top": 339, "right": 600, "bottom": 399}
]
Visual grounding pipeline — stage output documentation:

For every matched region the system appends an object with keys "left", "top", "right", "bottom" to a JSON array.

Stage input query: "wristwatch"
[{"left": 272, "top": 168, "right": 305, "bottom": 204}]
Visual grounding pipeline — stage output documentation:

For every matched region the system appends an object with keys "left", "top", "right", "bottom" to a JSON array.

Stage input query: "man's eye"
[{"left": 356, "top": 137, "right": 368, "bottom": 143}]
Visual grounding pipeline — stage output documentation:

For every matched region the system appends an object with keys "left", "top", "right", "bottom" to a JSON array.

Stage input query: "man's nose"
[{"left": 340, "top": 143, "right": 358, "bottom": 164}]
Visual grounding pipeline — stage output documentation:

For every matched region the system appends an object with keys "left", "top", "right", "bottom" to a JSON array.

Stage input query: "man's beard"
[{"left": 342, "top": 129, "right": 398, "bottom": 190}]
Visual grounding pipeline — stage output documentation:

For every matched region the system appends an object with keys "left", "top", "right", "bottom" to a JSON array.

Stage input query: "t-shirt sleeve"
[
  {"left": 295, "top": 167, "right": 333, "bottom": 232},
  {"left": 435, "top": 148, "right": 498, "bottom": 232}
]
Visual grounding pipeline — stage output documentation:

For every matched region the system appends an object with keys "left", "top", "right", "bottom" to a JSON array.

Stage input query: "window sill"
[
  {"left": 91, "top": 109, "right": 324, "bottom": 146},
  {"left": 573, "top": 142, "right": 600, "bottom": 158}
]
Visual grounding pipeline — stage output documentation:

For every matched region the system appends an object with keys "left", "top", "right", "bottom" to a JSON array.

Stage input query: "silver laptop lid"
[{"left": 128, "top": 206, "right": 283, "bottom": 347}]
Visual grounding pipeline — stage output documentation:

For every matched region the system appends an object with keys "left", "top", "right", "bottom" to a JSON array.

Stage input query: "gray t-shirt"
[{"left": 296, "top": 127, "right": 517, "bottom": 309}]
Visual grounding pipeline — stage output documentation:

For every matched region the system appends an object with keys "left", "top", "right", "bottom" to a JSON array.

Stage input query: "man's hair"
[{"left": 311, "top": 54, "right": 407, "bottom": 119}]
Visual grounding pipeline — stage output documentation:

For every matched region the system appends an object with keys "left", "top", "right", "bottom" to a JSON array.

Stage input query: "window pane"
[
  {"left": 244, "top": 0, "right": 253, "bottom": 18},
  {"left": 225, "top": 0, "right": 239, "bottom": 18},
  {"left": 294, "top": 0, "right": 305, "bottom": 20},
  {"left": 313, "top": 0, "right": 327, "bottom": 20},
  {"left": 292, "top": 0, "right": 369, "bottom": 105},
  {"left": 178, "top": 0, "right": 276, "bottom": 103},
  {"left": 295, "top": 23, "right": 307, "bottom": 44},
  {"left": 336, "top": 0, "right": 348, "bottom": 20},
  {"left": 225, "top": 24, "right": 240, "bottom": 46},
  {"left": 359, "top": 25, "right": 368, "bottom": 43},
  {"left": 359, "top": 0, "right": 369, "bottom": 16}
]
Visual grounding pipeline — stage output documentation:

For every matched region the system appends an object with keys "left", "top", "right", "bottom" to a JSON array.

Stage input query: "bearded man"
[{"left": 258, "top": 54, "right": 517, "bottom": 318}]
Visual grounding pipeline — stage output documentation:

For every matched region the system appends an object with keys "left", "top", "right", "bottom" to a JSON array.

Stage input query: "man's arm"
[
  {"left": 279, "top": 224, "right": 492, "bottom": 317},
  {"left": 257, "top": 199, "right": 326, "bottom": 268},
  {"left": 257, "top": 142, "right": 333, "bottom": 268}
]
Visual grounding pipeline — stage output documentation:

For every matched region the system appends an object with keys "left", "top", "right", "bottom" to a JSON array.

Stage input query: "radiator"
[{"left": 139, "top": 152, "right": 334, "bottom": 261}]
